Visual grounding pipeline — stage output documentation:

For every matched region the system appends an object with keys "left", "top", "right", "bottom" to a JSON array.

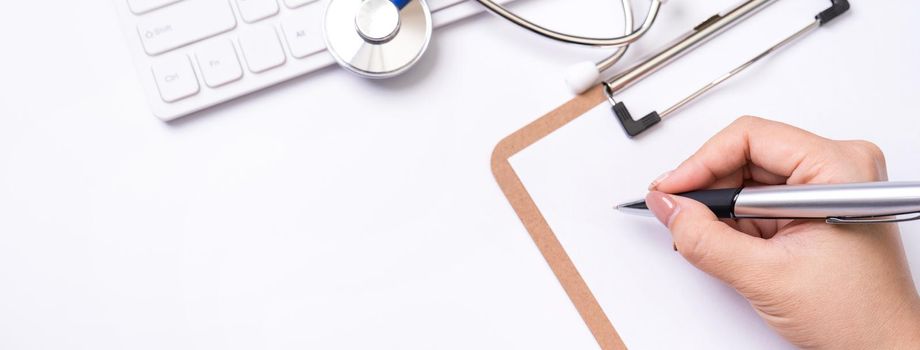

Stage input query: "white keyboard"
[{"left": 114, "top": 0, "right": 512, "bottom": 121}]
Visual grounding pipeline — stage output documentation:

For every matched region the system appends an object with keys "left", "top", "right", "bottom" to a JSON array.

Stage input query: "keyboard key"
[
  {"left": 236, "top": 0, "right": 279, "bottom": 23},
  {"left": 283, "top": 0, "right": 318, "bottom": 9},
  {"left": 238, "top": 27, "right": 287, "bottom": 73},
  {"left": 137, "top": 0, "right": 237, "bottom": 56},
  {"left": 151, "top": 55, "right": 200, "bottom": 102},
  {"left": 128, "top": 0, "right": 183, "bottom": 14},
  {"left": 195, "top": 40, "right": 244, "bottom": 87},
  {"left": 281, "top": 5, "right": 325, "bottom": 58}
]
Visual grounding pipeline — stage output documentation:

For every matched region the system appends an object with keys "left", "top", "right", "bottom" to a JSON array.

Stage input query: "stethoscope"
[{"left": 323, "top": 0, "right": 666, "bottom": 93}]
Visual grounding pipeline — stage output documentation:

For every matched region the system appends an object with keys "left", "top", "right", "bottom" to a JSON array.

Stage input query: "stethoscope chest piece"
[{"left": 324, "top": 0, "right": 432, "bottom": 78}]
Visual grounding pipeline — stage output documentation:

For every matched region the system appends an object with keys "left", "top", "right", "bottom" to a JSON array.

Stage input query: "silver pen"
[{"left": 616, "top": 181, "right": 920, "bottom": 224}]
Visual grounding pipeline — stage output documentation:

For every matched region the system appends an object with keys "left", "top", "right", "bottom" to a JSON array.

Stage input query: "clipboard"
[
  {"left": 488, "top": 3, "right": 854, "bottom": 346},
  {"left": 490, "top": 86, "right": 623, "bottom": 349}
]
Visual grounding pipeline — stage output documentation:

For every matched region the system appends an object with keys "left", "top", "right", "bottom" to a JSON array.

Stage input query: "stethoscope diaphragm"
[{"left": 324, "top": 0, "right": 432, "bottom": 79}]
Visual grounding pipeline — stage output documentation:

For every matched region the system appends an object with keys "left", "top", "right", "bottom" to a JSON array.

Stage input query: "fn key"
[{"left": 152, "top": 55, "right": 200, "bottom": 103}]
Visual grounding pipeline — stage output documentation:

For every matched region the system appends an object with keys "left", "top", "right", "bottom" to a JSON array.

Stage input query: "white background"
[{"left": 0, "top": 0, "right": 917, "bottom": 349}]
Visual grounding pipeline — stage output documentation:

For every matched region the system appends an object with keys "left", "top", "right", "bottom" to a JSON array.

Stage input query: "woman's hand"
[{"left": 645, "top": 116, "right": 920, "bottom": 349}]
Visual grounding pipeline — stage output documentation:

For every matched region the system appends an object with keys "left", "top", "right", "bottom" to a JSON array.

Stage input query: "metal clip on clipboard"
[{"left": 606, "top": 0, "right": 851, "bottom": 137}]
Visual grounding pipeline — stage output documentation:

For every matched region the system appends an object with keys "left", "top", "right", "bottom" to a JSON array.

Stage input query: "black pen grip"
[{"left": 676, "top": 188, "right": 743, "bottom": 219}]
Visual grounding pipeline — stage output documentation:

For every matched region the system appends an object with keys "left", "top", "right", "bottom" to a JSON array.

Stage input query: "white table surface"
[{"left": 0, "top": 1, "right": 917, "bottom": 349}]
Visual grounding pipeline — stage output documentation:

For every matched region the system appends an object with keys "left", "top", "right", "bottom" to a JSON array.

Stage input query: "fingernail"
[
  {"left": 648, "top": 170, "right": 673, "bottom": 190},
  {"left": 646, "top": 191, "right": 681, "bottom": 228}
]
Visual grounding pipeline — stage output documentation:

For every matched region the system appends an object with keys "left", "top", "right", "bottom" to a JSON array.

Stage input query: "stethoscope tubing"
[
  {"left": 325, "top": 0, "right": 662, "bottom": 82},
  {"left": 473, "top": 0, "right": 664, "bottom": 48},
  {"left": 598, "top": 0, "right": 636, "bottom": 72}
]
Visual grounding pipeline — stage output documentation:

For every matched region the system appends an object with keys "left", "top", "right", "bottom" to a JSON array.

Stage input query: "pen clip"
[{"left": 826, "top": 212, "right": 920, "bottom": 224}]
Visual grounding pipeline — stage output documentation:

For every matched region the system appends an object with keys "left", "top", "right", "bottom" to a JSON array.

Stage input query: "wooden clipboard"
[{"left": 491, "top": 86, "right": 624, "bottom": 349}]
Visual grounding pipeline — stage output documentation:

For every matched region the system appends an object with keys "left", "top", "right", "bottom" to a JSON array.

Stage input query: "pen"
[{"left": 615, "top": 181, "right": 920, "bottom": 224}]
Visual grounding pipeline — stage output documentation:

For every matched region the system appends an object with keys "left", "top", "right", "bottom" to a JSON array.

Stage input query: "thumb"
[{"left": 646, "top": 191, "right": 774, "bottom": 286}]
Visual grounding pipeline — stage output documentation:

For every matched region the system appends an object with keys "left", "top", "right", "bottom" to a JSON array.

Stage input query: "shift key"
[{"left": 137, "top": 0, "right": 237, "bottom": 56}]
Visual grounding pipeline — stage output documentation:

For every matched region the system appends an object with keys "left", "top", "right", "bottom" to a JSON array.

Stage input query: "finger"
[
  {"left": 711, "top": 175, "right": 783, "bottom": 238},
  {"left": 721, "top": 219, "right": 762, "bottom": 238},
  {"left": 646, "top": 191, "right": 776, "bottom": 286},
  {"left": 747, "top": 164, "right": 788, "bottom": 185},
  {"left": 708, "top": 168, "right": 745, "bottom": 189},
  {"left": 731, "top": 219, "right": 780, "bottom": 239},
  {"left": 653, "top": 116, "right": 833, "bottom": 193}
]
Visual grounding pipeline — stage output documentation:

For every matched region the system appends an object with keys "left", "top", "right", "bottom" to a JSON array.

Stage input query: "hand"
[{"left": 645, "top": 116, "right": 920, "bottom": 349}]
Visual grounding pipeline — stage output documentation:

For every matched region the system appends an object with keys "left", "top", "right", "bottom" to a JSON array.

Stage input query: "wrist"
[
  {"left": 822, "top": 294, "right": 920, "bottom": 350},
  {"left": 876, "top": 296, "right": 920, "bottom": 349}
]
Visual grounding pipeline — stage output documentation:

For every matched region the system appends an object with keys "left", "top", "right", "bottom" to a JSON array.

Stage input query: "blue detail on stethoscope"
[{"left": 389, "top": 0, "right": 410, "bottom": 9}]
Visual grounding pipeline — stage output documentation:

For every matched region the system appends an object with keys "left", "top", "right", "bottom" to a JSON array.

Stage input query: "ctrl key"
[{"left": 151, "top": 55, "right": 200, "bottom": 103}]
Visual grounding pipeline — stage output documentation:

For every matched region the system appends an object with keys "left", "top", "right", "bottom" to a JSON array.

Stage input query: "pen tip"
[
  {"left": 614, "top": 199, "right": 654, "bottom": 216},
  {"left": 616, "top": 199, "right": 648, "bottom": 210}
]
